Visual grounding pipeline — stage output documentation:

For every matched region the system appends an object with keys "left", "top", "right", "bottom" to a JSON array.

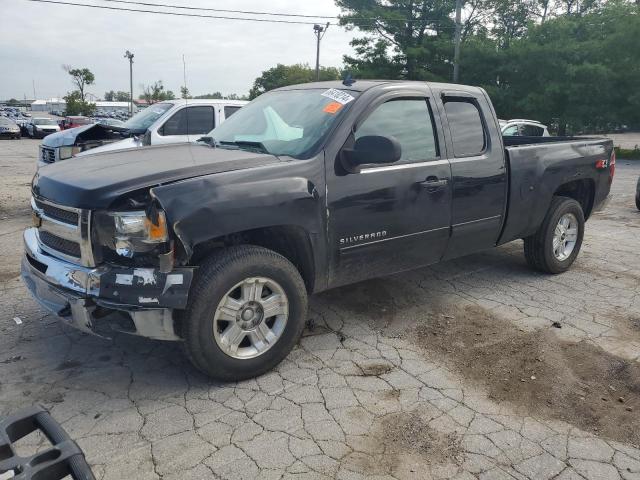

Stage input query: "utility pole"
[
  {"left": 124, "top": 50, "right": 134, "bottom": 115},
  {"left": 313, "top": 23, "right": 330, "bottom": 81},
  {"left": 453, "top": 0, "right": 463, "bottom": 83}
]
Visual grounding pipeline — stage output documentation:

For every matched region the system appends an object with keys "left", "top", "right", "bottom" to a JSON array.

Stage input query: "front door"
[
  {"left": 154, "top": 105, "right": 215, "bottom": 145},
  {"left": 326, "top": 95, "right": 452, "bottom": 288}
]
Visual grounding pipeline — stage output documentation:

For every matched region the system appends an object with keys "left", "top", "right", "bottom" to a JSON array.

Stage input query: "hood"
[
  {"left": 36, "top": 124, "right": 60, "bottom": 131},
  {"left": 41, "top": 123, "right": 126, "bottom": 148},
  {"left": 75, "top": 137, "right": 142, "bottom": 157},
  {"left": 32, "top": 143, "right": 283, "bottom": 209}
]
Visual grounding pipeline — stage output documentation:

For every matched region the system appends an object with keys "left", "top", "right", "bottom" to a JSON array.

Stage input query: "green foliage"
[
  {"left": 63, "top": 66, "right": 95, "bottom": 103},
  {"left": 63, "top": 90, "right": 95, "bottom": 116},
  {"left": 615, "top": 146, "right": 640, "bottom": 160},
  {"left": 249, "top": 64, "right": 341, "bottom": 99},
  {"left": 180, "top": 86, "right": 192, "bottom": 99},
  {"left": 194, "top": 92, "right": 223, "bottom": 99},
  {"left": 139, "top": 81, "right": 175, "bottom": 104},
  {"left": 7, "top": 98, "right": 20, "bottom": 106},
  {"left": 337, "top": 0, "right": 640, "bottom": 132},
  {"left": 104, "top": 91, "right": 130, "bottom": 102}
]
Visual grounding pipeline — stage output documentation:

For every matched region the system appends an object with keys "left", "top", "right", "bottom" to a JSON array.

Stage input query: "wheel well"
[
  {"left": 190, "top": 225, "right": 316, "bottom": 293},
  {"left": 554, "top": 179, "right": 595, "bottom": 219}
]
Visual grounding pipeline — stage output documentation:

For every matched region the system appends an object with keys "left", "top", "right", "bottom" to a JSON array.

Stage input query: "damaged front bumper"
[{"left": 21, "top": 228, "right": 194, "bottom": 341}]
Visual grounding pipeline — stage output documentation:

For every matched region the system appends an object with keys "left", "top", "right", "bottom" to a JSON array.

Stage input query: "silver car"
[{"left": 0, "top": 117, "right": 21, "bottom": 139}]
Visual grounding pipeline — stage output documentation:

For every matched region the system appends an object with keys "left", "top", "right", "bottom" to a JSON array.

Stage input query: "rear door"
[
  {"left": 155, "top": 105, "right": 215, "bottom": 144},
  {"left": 326, "top": 90, "right": 452, "bottom": 287},
  {"left": 434, "top": 89, "right": 507, "bottom": 259}
]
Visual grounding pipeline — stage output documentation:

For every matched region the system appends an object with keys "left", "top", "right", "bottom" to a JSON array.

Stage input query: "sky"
[{"left": 0, "top": 0, "right": 357, "bottom": 100}]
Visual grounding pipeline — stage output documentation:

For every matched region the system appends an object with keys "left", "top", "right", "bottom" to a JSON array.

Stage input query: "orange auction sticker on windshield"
[{"left": 323, "top": 101, "right": 343, "bottom": 114}]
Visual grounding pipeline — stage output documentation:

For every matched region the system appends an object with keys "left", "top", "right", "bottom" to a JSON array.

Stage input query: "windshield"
[
  {"left": 34, "top": 119, "right": 58, "bottom": 125},
  {"left": 123, "top": 103, "right": 173, "bottom": 132},
  {"left": 208, "top": 88, "right": 358, "bottom": 159},
  {"left": 0, "top": 118, "right": 15, "bottom": 125}
]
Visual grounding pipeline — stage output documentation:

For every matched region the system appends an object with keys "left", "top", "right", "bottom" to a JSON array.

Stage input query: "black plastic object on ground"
[{"left": 0, "top": 405, "right": 94, "bottom": 480}]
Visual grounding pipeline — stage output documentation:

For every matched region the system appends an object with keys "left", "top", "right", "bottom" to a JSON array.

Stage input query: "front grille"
[
  {"left": 40, "top": 146, "right": 55, "bottom": 164},
  {"left": 34, "top": 198, "right": 78, "bottom": 225},
  {"left": 39, "top": 231, "right": 81, "bottom": 258}
]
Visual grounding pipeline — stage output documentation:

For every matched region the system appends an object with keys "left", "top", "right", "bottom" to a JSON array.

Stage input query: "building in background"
[
  {"left": 31, "top": 98, "right": 66, "bottom": 112},
  {"left": 94, "top": 101, "right": 137, "bottom": 114}
]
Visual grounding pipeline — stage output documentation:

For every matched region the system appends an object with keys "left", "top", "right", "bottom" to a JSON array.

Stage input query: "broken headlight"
[{"left": 95, "top": 208, "right": 169, "bottom": 259}]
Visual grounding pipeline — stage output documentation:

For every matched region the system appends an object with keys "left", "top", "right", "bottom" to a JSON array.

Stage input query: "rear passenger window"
[
  {"left": 355, "top": 98, "right": 438, "bottom": 164},
  {"left": 444, "top": 100, "right": 486, "bottom": 157},
  {"left": 224, "top": 106, "right": 241, "bottom": 119}
]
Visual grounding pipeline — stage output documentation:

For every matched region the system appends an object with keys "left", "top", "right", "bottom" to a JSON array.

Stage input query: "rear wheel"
[
  {"left": 524, "top": 196, "right": 585, "bottom": 274},
  {"left": 183, "top": 245, "right": 308, "bottom": 381}
]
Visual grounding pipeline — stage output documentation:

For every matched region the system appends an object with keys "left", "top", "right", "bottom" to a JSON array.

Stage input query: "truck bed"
[{"left": 498, "top": 136, "right": 614, "bottom": 245}]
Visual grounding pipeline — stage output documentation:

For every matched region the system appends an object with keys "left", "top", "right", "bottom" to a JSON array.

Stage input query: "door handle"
[{"left": 419, "top": 177, "right": 448, "bottom": 190}]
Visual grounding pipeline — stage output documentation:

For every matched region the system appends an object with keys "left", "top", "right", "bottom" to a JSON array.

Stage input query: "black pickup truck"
[{"left": 22, "top": 80, "right": 615, "bottom": 381}]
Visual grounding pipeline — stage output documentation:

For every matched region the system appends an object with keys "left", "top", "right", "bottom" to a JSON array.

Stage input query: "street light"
[{"left": 124, "top": 50, "right": 134, "bottom": 116}]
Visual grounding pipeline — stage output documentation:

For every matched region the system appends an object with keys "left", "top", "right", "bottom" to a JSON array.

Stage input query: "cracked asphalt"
[{"left": 1, "top": 139, "right": 639, "bottom": 480}]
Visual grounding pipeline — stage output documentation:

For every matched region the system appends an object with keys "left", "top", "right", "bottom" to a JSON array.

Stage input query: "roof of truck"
[{"left": 275, "top": 80, "right": 484, "bottom": 95}]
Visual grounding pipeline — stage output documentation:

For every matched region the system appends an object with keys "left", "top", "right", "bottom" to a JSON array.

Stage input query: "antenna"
[{"left": 182, "top": 54, "right": 188, "bottom": 100}]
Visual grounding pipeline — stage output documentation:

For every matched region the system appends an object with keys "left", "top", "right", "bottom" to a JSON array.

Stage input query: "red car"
[{"left": 62, "top": 116, "right": 93, "bottom": 130}]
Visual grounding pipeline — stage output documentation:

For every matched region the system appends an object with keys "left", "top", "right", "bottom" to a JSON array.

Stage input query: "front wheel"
[
  {"left": 524, "top": 196, "right": 585, "bottom": 274},
  {"left": 183, "top": 245, "right": 308, "bottom": 381}
]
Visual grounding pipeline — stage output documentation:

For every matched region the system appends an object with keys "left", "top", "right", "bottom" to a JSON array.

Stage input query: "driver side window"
[{"left": 355, "top": 98, "right": 438, "bottom": 164}]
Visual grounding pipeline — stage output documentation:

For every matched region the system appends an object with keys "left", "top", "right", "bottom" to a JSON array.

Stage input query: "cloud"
[{"left": 0, "top": 0, "right": 356, "bottom": 99}]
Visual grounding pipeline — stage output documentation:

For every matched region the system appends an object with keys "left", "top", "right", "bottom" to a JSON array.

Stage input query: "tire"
[
  {"left": 183, "top": 245, "right": 308, "bottom": 381},
  {"left": 523, "top": 196, "right": 585, "bottom": 274}
]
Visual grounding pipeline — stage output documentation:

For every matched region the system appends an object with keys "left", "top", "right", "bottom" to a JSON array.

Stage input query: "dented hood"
[
  {"left": 41, "top": 123, "right": 127, "bottom": 148},
  {"left": 33, "top": 143, "right": 283, "bottom": 209}
]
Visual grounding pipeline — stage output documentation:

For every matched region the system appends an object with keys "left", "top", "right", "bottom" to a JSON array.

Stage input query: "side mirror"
[
  {"left": 141, "top": 129, "right": 152, "bottom": 146},
  {"left": 342, "top": 135, "right": 402, "bottom": 171}
]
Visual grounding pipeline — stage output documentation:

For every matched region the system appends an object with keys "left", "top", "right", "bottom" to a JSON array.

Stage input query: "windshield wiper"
[{"left": 219, "top": 140, "right": 270, "bottom": 154}]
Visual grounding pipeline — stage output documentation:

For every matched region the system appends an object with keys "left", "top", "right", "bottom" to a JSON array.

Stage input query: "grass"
[{"left": 614, "top": 146, "right": 640, "bottom": 160}]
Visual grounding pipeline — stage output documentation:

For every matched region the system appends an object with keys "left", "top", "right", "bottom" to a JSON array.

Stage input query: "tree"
[
  {"left": 337, "top": 0, "right": 457, "bottom": 81},
  {"left": 139, "top": 81, "right": 175, "bottom": 104},
  {"left": 64, "top": 90, "right": 95, "bottom": 116},
  {"left": 63, "top": 66, "right": 95, "bottom": 103},
  {"left": 180, "top": 86, "right": 192, "bottom": 99},
  {"left": 249, "top": 64, "right": 341, "bottom": 99},
  {"left": 7, "top": 98, "right": 20, "bottom": 106},
  {"left": 194, "top": 92, "right": 223, "bottom": 99},
  {"left": 336, "top": 0, "right": 640, "bottom": 132},
  {"left": 104, "top": 90, "right": 130, "bottom": 102}
]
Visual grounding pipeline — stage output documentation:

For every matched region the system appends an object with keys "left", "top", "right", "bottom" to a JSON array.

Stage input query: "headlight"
[
  {"left": 95, "top": 209, "right": 169, "bottom": 259},
  {"left": 58, "top": 146, "right": 81, "bottom": 160}
]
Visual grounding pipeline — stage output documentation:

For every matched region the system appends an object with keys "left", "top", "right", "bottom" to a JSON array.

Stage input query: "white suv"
[
  {"left": 500, "top": 119, "right": 550, "bottom": 137},
  {"left": 77, "top": 99, "right": 247, "bottom": 156},
  {"left": 38, "top": 99, "right": 246, "bottom": 167}
]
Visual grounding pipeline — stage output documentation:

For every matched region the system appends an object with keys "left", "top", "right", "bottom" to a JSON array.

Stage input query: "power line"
[
  {"left": 101, "top": 0, "right": 334, "bottom": 19},
  {"left": 21, "top": 0, "right": 457, "bottom": 27},
  {"left": 21, "top": 0, "right": 330, "bottom": 24}
]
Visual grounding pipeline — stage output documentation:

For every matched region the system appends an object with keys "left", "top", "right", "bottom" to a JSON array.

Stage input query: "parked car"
[
  {"left": 26, "top": 118, "right": 61, "bottom": 138},
  {"left": 37, "top": 99, "right": 247, "bottom": 167},
  {"left": 62, "top": 116, "right": 93, "bottom": 130},
  {"left": 0, "top": 117, "right": 21, "bottom": 139},
  {"left": 500, "top": 119, "right": 550, "bottom": 137},
  {"left": 22, "top": 80, "right": 614, "bottom": 381}
]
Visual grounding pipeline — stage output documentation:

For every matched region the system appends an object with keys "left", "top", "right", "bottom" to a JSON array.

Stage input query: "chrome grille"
[
  {"left": 39, "top": 231, "right": 81, "bottom": 257},
  {"left": 40, "top": 146, "right": 56, "bottom": 164},
  {"left": 34, "top": 198, "right": 78, "bottom": 225},
  {"left": 31, "top": 196, "right": 94, "bottom": 267}
]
